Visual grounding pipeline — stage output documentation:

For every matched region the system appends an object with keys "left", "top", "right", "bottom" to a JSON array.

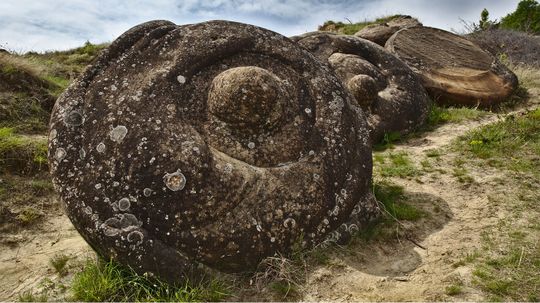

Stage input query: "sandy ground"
[{"left": 1, "top": 88, "right": 538, "bottom": 301}]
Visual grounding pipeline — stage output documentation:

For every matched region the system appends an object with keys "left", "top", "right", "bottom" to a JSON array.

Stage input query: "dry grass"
[
  {"left": 511, "top": 65, "right": 540, "bottom": 89},
  {"left": 0, "top": 53, "right": 46, "bottom": 78}
]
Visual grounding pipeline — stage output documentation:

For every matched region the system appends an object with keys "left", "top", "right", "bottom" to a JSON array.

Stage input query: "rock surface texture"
[
  {"left": 386, "top": 26, "right": 519, "bottom": 107},
  {"left": 354, "top": 16, "right": 422, "bottom": 46},
  {"left": 292, "top": 32, "right": 431, "bottom": 143},
  {"left": 48, "top": 20, "right": 376, "bottom": 283}
]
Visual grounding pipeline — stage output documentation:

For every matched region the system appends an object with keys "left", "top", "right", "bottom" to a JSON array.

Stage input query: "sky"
[{"left": 0, "top": 0, "right": 521, "bottom": 53}]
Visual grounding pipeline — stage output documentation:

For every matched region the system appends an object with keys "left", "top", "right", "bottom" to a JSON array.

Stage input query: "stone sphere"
[{"left": 48, "top": 20, "right": 375, "bottom": 283}]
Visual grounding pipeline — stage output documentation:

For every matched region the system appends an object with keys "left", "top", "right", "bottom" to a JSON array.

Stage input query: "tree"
[
  {"left": 479, "top": 8, "right": 490, "bottom": 30},
  {"left": 500, "top": 0, "right": 540, "bottom": 34}
]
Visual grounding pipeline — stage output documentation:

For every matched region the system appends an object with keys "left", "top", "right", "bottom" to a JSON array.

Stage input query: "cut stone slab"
[
  {"left": 292, "top": 32, "right": 431, "bottom": 143},
  {"left": 354, "top": 16, "right": 422, "bottom": 46},
  {"left": 385, "top": 26, "right": 519, "bottom": 107},
  {"left": 48, "top": 20, "right": 376, "bottom": 283}
]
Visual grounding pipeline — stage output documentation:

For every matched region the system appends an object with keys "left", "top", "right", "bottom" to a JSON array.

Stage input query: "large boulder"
[
  {"left": 292, "top": 32, "right": 431, "bottom": 143},
  {"left": 385, "top": 26, "right": 519, "bottom": 107},
  {"left": 48, "top": 20, "right": 376, "bottom": 283},
  {"left": 354, "top": 16, "right": 422, "bottom": 46}
]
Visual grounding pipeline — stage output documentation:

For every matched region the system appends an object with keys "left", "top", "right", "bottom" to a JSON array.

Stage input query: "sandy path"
[
  {"left": 301, "top": 95, "right": 540, "bottom": 301},
  {"left": 0, "top": 202, "right": 90, "bottom": 300}
]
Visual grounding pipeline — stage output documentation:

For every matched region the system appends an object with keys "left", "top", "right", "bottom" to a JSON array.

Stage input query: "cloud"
[{"left": 0, "top": 0, "right": 520, "bottom": 52}]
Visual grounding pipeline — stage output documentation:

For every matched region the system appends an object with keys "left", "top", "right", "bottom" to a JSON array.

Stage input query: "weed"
[
  {"left": 50, "top": 254, "right": 70, "bottom": 276},
  {"left": 71, "top": 258, "right": 230, "bottom": 302},
  {"left": 0, "top": 93, "right": 50, "bottom": 134}
]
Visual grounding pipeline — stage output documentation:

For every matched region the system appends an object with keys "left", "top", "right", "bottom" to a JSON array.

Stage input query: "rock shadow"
[{"left": 329, "top": 190, "right": 453, "bottom": 278}]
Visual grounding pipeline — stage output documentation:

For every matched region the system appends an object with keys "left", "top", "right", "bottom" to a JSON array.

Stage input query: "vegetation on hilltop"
[
  {"left": 318, "top": 14, "right": 405, "bottom": 35},
  {"left": 0, "top": 42, "right": 106, "bottom": 134}
]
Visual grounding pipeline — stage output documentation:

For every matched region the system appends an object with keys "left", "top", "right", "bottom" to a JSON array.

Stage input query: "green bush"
[{"left": 500, "top": 0, "right": 540, "bottom": 34}]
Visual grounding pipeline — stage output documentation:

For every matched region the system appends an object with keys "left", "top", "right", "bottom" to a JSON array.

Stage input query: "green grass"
[
  {"left": 71, "top": 258, "right": 230, "bottom": 302},
  {"left": 456, "top": 108, "right": 540, "bottom": 176},
  {"left": 373, "top": 131, "right": 401, "bottom": 151},
  {"left": 0, "top": 127, "right": 48, "bottom": 174},
  {"left": 318, "top": 15, "right": 404, "bottom": 35},
  {"left": 374, "top": 182, "right": 424, "bottom": 221},
  {"left": 356, "top": 182, "right": 424, "bottom": 242},
  {"left": 427, "top": 104, "right": 488, "bottom": 127},
  {"left": 471, "top": 226, "right": 540, "bottom": 301},
  {"left": 456, "top": 108, "right": 540, "bottom": 301},
  {"left": 374, "top": 151, "right": 420, "bottom": 178}
]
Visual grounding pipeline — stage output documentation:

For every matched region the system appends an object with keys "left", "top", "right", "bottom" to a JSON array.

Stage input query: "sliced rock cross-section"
[{"left": 386, "top": 26, "right": 518, "bottom": 106}]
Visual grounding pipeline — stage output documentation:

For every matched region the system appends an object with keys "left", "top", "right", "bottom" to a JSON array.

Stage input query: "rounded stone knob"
[
  {"left": 208, "top": 66, "right": 284, "bottom": 129},
  {"left": 347, "top": 74, "right": 378, "bottom": 108}
]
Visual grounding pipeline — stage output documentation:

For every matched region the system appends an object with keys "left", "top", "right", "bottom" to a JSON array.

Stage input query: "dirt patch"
[{"left": 0, "top": 175, "right": 91, "bottom": 301}]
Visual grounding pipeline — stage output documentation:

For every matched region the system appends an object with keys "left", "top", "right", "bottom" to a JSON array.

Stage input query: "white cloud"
[{"left": 0, "top": 0, "right": 521, "bottom": 52}]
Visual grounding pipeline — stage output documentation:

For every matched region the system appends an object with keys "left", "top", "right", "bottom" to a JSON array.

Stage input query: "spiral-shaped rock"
[
  {"left": 48, "top": 20, "right": 375, "bottom": 282},
  {"left": 292, "top": 32, "right": 431, "bottom": 143}
]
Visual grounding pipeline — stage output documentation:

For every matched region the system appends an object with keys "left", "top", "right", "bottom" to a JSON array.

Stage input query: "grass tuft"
[
  {"left": 71, "top": 258, "right": 230, "bottom": 302},
  {"left": 16, "top": 207, "right": 40, "bottom": 225},
  {"left": 50, "top": 254, "right": 70, "bottom": 276},
  {"left": 18, "top": 291, "right": 48, "bottom": 302},
  {"left": 445, "top": 284, "right": 463, "bottom": 296},
  {"left": 427, "top": 104, "right": 488, "bottom": 127},
  {"left": 374, "top": 151, "right": 420, "bottom": 178},
  {"left": 0, "top": 127, "right": 48, "bottom": 174}
]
